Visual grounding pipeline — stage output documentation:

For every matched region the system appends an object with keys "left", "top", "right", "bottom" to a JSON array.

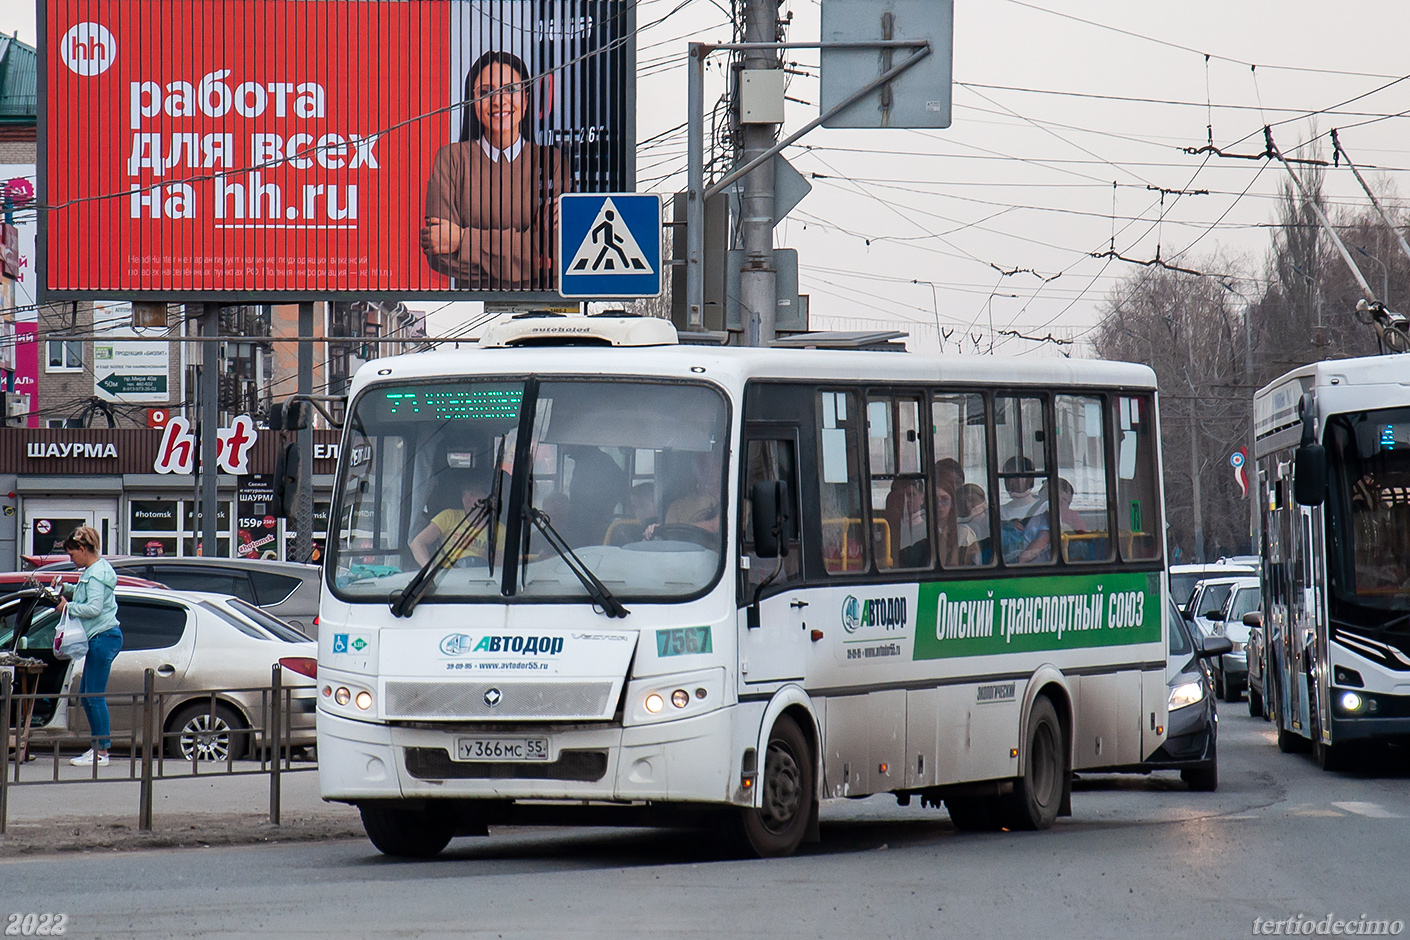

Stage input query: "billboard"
[{"left": 40, "top": 0, "right": 634, "bottom": 301}]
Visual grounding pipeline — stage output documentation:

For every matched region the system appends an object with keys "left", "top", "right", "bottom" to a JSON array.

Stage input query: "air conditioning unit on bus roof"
[{"left": 478, "top": 313, "right": 678, "bottom": 349}]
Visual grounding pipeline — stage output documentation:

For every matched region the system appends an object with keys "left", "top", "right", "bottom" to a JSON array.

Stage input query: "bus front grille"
[
  {"left": 384, "top": 680, "right": 616, "bottom": 720},
  {"left": 404, "top": 747, "right": 609, "bottom": 782}
]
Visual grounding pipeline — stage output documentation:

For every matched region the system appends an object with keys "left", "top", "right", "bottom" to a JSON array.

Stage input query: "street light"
[{"left": 1355, "top": 245, "right": 1390, "bottom": 309}]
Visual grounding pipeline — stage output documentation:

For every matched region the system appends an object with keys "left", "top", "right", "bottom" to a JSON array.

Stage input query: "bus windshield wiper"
[
  {"left": 523, "top": 503, "right": 629, "bottom": 619},
  {"left": 390, "top": 497, "right": 494, "bottom": 618},
  {"left": 484, "top": 436, "right": 508, "bottom": 575}
]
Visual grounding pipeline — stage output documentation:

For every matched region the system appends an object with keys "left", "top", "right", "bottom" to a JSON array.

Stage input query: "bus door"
[{"left": 738, "top": 432, "right": 806, "bottom": 684}]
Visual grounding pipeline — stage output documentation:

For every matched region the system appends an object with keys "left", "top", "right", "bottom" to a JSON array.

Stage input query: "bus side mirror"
[
  {"left": 1242, "top": 611, "right": 1263, "bottom": 629},
  {"left": 272, "top": 441, "right": 302, "bottom": 518},
  {"left": 1294, "top": 443, "right": 1326, "bottom": 506},
  {"left": 1199, "top": 636, "right": 1234, "bottom": 658},
  {"left": 750, "top": 480, "right": 789, "bottom": 559}
]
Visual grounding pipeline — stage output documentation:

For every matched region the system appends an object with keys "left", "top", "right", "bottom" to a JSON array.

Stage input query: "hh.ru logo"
[{"left": 61, "top": 23, "right": 116, "bottom": 76}]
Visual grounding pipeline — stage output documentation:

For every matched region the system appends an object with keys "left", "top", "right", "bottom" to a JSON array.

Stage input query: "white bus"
[
  {"left": 1253, "top": 354, "right": 1410, "bottom": 769},
  {"left": 315, "top": 315, "right": 1171, "bottom": 857}
]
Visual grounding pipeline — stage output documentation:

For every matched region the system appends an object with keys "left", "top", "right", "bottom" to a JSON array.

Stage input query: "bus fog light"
[
  {"left": 645, "top": 693, "right": 664, "bottom": 714},
  {"left": 695, "top": 687, "right": 707, "bottom": 699},
  {"left": 335, "top": 687, "right": 351, "bottom": 706},
  {"left": 672, "top": 689, "right": 690, "bottom": 708},
  {"left": 1341, "top": 691, "right": 1364, "bottom": 712},
  {"left": 355, "top": 691, "right": 373, "bottom": 710}
]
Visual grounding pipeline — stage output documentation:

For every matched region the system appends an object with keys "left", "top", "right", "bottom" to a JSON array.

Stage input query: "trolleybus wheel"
[
  {"left": 997, "top": 696, "right": 1066, "bottom": 831},
  {"left": 730, "top": 714, "right": 813, "bottom": 858},
  {"left": 359, "top": 802, "right": 456, "bottom": 858}
]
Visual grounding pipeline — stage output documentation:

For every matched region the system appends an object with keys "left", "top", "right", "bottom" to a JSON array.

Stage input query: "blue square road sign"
[{"left": 558, "top": 194, "right": 662, "bottom": 299}]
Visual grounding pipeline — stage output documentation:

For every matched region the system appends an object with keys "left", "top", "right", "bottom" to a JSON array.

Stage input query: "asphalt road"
[{"left": 2, "top": 709, "right": 1408, "bottom": 940}]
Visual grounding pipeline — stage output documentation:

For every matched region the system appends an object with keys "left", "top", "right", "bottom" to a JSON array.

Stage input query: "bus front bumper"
[{"left": 318, "top": 706, "right": 746, "bottom": 805}]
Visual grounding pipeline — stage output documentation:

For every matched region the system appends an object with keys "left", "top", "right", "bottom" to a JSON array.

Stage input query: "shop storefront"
[{"left": 0, "top": 428, "right": 339, "bottom": 568}]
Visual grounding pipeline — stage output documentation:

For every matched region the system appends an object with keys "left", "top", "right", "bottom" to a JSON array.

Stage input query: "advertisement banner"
[{"left": 41, "top": 0, "right": 633, "bottom": 300}]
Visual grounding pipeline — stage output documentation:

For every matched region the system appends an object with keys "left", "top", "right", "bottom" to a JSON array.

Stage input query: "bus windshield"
[
  {"left": 1326, "top": 407, "right": 1410, "bottom": 615},
  {"left": 328, "top": 378, "right": 729, "bottom": 604}
]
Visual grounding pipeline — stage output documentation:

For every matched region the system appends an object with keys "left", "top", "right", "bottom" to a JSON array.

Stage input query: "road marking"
[{"left": 1332, "top": 801, "right": 1404, "bottom": 818}]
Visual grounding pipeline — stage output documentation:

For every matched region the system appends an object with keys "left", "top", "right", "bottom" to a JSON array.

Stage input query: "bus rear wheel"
[
  {"left": 997, "top": 696, "right": 1067, "bottom": 831},
  {"left": 359, "top": 802, "right": 456, "bottom": 858},
  {"left": 729, "top": 715, "right": 813, "bottom": 858}
]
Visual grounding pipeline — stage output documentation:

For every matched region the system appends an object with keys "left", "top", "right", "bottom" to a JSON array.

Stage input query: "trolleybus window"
[{"left": 1325, "top": 408, "right": 1410, "bottom": 608}]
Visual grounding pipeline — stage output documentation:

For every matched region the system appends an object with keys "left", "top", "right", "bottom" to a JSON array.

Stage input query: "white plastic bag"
[{"left": 54, "top": 611, "right": 88, "bottom": 660}]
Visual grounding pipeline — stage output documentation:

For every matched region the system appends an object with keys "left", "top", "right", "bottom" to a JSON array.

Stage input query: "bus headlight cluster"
[
  {"left": 322, "top": 681, "right": 375, "bottom": 713},
  {"left": 628, "top": 669, "right": 725, "bottom": 725},
  {"left": 1341, "top": 691, "right": 1364, "bottom": 712},
  {"left": 1168, "top": 681, "right": 1205, "bottom": 711}
]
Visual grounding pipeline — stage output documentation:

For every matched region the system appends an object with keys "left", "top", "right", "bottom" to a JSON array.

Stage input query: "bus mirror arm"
[{"left": 746, "top": 480, "right": 791, "bottom": 629}]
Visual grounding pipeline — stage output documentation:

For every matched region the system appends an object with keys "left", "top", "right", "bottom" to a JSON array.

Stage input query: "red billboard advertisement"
[{"left": 41, "top": 0, "right": 633, "bottom": 300}]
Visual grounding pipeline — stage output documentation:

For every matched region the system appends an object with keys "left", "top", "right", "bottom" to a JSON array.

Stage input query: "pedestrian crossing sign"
[{"left": 558, "top": 193, "right": 662, "bottom": 299}]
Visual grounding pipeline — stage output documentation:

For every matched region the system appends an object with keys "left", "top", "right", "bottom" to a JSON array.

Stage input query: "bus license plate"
[{"left": 455, "top": 737, "right": 550, "bottom": 762}]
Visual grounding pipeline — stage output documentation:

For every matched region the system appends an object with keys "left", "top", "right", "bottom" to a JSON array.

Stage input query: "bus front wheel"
[
  {"left": 998, "top": 696, "right": 1067, "bottom": 831},
  {"left": 359, "top": 802, "right": 456, "bottom": 858},
  {"left": 729, "top": 715, "right": 814, "bottom": 858}
]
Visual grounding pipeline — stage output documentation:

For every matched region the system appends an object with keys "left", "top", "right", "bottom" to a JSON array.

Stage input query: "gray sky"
[{"left": 6, "top": 0, "right": 1407, "bottom": 354}]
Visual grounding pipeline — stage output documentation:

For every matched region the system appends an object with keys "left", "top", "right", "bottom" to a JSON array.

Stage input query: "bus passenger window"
[
  {"left": 1114, "top": 394, "right": 1163, "bottom": 561},
  {"left": 819, "top": 391, "right": 867, "bottom": 574},
  {"left": 933, "top": 392, "right": 993, "bottom": 568},
  {"left": 871, "top": 395, "right": 929, "bottom": 570},
  {"left": 996, "top": 396, "right": 1051, "bottom": 565},
  {"left": 1054, "top": 395, "right": 1113, "bottom": 563}
]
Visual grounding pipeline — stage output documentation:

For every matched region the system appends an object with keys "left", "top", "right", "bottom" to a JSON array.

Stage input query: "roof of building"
[{"left": 0, "top": 35, "right": 37, "bottom": 125}]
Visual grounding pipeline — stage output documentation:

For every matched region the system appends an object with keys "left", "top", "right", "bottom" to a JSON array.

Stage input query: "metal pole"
[
  {"left": 739, "top": 0, "right": 780, "bottom": 347},
  {"left": 686, "top": 43, "right": 707, "bottom": 332},
  {"left": 201, "top": 304, "right": 220, "bottom": 557},
  {"left": 139, "top": 668, "right": 155, "bottom": 832},
  {"left": 268, "top": 664, "right": 282, "bottom": 826},
  {"left": 295, "top": 302, "right": 315, "bottom": 564},
  {"left": 1, "top": 670, "right": 11, "bottom": 836}
]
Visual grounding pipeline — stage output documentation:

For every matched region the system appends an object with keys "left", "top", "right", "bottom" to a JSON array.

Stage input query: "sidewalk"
[{"left": 0, "top": 760, "right": 365, "bottom": 856}]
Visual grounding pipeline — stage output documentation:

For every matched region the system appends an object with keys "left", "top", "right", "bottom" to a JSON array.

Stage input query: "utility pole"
[
  {"left": 739, "top": 0, "right": 780, "bottom": 347},
  {"left": 1184, "top": 325, "right": 1205, "bottom": 563},
  {"left": 200, "top": 304, "right": 219, "bottom": 557},
  {"left": 294, "top": 301, "right": 314, "bottom": 564}
]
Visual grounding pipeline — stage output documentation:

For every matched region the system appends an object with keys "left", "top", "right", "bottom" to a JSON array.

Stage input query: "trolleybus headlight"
[
  {"left": 355, "top": 690, "right": 373, "bottom": 710},
  {"left": 1340, "top": 691, "right": 1364, "bottom": 712},
  {"left": 672, "top": 689, "right": 690, "bottom": 709},
  {"left": 1168, "top": 681, "right": 1205, "bottom": 711},
  {"left": 644, "top": 693, "right": 664, "bottom": 714},
  {"left": 335, "top": 687, "right": 351, "bottom": 706}
]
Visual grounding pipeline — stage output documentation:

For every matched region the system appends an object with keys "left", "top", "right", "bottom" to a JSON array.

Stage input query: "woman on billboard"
[{"left": 421, "top": 51, "right": 573, "bottom": 290}]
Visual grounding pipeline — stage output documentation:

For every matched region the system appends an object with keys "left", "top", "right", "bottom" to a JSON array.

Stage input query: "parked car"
[
  {"left": 0, "top": 587, "right": 317, "bottom": 761},
  {"left": 1201, "top": 577, "right": 1261, "bottom": 702},
  {"left": 38, "top": 557, "right": 322, "bottom": 637},
  {"left": 0, "top": 570, "right": 167, "bottom": 597},
  {"left": 1245, "top": 610, "right": 1267, "bottom": 719},
  {"left": 1169, "top": 562, "right": 1256, "bottom": 608}
]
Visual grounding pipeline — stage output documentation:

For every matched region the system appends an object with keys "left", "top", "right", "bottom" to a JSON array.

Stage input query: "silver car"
[
  {"left": 1, "top": 587, "right": 316, "bottom": 761},
  {"left": 40, "top": 557, "right": 323, "bottom": 637}
]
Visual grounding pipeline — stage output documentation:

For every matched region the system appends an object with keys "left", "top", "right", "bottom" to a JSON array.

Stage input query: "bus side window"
[
  {"left": 1054, "top": 394, "right": 1113, "bottom": 563},
  {"left": 1113, "top": 394, "right": 1164, "bottom": 561},
  {"left": 818, "top": 390, "right": 868, "bottom": 574},
  {"left": 870, "top": 394, "right": 928, "bottom": 570},
  {"left": 995, "top": 395, "right": 1052, "bottom": 565},
  {"left": 933, "top": 391, "right": 993, "bottom": 568},
  {"left": 741, "top": 438, "right": 802, "bottom": 593}
]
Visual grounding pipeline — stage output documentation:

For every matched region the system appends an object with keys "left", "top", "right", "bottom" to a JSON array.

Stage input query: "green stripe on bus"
[{"left": 913, "top": 571, "right": 1161, "bottom": 659}]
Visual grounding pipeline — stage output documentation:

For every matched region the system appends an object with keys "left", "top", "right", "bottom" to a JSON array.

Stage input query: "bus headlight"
[
  {"left": 1340, "top": 691, "right": 1364, "bottom": 713},
  {"left": 627, "top": 668, "right": 725, "bottom": 725},
  {"left": 1168, "top": 681, "right": 1205, "bottom": 711}
]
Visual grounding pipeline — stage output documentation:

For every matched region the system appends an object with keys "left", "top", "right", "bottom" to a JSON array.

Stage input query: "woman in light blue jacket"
[{"left": 52, "top": 526, "right": 122, "bottom": 766}]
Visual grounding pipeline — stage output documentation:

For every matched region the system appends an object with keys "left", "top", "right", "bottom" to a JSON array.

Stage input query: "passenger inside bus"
[
  {"left": 605, "top": 483, "right": 658, "bottom": 546},
  {"left": 999, "top": 456, "right": 1046, "bottom": 564},
  {"left": 557, "top": 445, "right": 628, "bottom": 548},
  {"left": 409, "top": 468, "right": 494, "bottom": 566},
  {"left": 648, "top": 450, "right": 722, "bottom": 540},
  {"left": 959, "top": 482, "right": 992, "bottom": 564},
  {"left": 932, "top": 459, "right": 980, "bottom": 567}
]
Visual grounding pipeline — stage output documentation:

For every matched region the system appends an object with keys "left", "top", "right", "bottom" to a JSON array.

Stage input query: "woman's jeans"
[{"left": 80, "top": 627, "right": 123, "bottom": 750}]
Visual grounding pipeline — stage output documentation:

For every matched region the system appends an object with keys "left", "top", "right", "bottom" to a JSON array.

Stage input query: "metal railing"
[{"left": 1, "top": 665, "right": 316, "bottom": 834}]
